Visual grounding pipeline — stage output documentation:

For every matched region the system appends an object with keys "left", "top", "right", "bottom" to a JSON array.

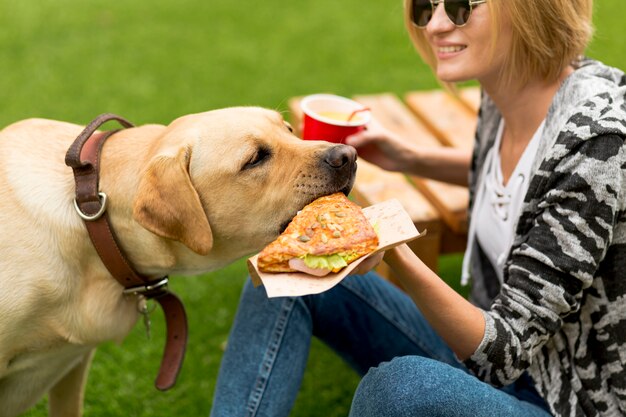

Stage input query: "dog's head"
[{"left": 132, "top": 107, "right": 356, "bottom": 265}]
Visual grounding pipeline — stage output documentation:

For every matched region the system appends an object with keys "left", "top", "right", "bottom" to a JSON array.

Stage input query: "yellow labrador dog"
[{"left": 0, "top": 107, "right": 356, "bottom": 417}]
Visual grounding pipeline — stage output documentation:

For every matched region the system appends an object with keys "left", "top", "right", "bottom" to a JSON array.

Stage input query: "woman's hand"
[
  {"left": 345, "top": 118, "right": 419, "bottom": 173},
  {"left": 346, "top": 118, "right": 472, "bottom": 186}
]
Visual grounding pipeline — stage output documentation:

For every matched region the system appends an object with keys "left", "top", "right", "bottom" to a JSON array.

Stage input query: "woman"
[{"left": 210, "top": 0, "right": 626, "bottom": 415}]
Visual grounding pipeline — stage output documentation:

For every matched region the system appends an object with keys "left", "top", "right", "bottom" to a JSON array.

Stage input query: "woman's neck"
[
  {"left": 480, "top": 67, "right": 573, "bottom": 184},
  {"left": 482, "top": 67, "right": 573, "bottom": 144}
]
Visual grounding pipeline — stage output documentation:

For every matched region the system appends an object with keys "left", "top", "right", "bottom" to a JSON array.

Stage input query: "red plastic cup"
[{"left": 300, "top": 94, "right": 371, "bottom": 143}]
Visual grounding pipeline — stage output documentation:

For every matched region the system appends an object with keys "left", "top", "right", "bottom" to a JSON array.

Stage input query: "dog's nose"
[{"left": 324, "top": 145, "right": 357, "bottom": 169}]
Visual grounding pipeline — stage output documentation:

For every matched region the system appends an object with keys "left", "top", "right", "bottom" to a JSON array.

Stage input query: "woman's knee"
[{"left": 350, "top": 356, "right": 467, "bottom": 417}]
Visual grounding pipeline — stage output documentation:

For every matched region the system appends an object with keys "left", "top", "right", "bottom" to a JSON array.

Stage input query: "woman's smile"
[{"left": 435, "top": 44, "right": 467, "bottom": 58}]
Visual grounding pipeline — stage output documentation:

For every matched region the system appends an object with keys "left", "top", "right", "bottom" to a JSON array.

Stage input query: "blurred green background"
[{"left": 3, "top": 0, "right": 623, "bottom": 416}]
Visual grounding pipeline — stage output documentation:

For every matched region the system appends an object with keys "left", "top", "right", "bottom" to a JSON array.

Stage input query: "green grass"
[{"left": 3, "top": 0, "right": 624, "bottom": 415}]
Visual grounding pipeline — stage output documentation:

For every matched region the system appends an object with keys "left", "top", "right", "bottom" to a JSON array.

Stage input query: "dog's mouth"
[
  {"left": 278, "top": 219, "right": 292, "bottom": 235},
  {"left": 339, "top": 174, "right": 355, "bottom": 196},
  {"left": 278, "top": 175, "right": 355, "bottom": 234}
]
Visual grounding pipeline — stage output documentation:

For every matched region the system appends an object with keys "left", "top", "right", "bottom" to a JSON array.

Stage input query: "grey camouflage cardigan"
[{"left": 463, "top": 58, "right": 626, "bottom": 417}]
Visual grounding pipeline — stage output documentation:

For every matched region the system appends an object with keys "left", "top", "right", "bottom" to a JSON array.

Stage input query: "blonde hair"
[{"left": 404, "top": 0, "right": 594, "bottom": 89}]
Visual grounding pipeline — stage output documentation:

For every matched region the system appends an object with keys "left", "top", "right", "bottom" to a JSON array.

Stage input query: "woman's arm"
[
  {"left": 408, "top": 146, "right": 471, "bottom": 186},
  {"left": 345, "top": 119, "right": 471, "bottom": 186},
  {"left": 384, "top": 244, "right": 485, "bottom": 360}
]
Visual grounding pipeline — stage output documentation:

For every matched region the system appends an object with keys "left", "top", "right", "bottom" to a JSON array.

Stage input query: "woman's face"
[{"left": 423, "top": 2, "right": 512, "bottom": 88}]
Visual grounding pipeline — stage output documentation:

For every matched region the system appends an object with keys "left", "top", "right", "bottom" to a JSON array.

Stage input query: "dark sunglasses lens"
[
  {"left": 445, "top": 0, "right": 472, "bottom": 25},
  {"left": 412, "top": 0, "right": 433, "bottom": 27}
]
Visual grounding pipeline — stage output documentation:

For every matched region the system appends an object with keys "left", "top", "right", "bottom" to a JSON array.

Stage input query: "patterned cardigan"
[{"left": 463, "top": 58, "right": 626, "bottom": 417}]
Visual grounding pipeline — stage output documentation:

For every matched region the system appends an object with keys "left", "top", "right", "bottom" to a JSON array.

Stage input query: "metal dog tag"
[
  {"left": 142, "top": 308, "right": 152, "bottom": 340},
  {"left": 138, "top": 297, "right": 156, "bottom": 340}
]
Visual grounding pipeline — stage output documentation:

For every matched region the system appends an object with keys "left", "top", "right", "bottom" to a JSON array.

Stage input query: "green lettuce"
[
  {"left": 301, "top": 220, "right": 379, "bottom": 271},
  {"left": 303, "top": 254, "right": 347, "bottom": 270},
  {"left": 302, "top": 252, "right": 362, "bottom": 270}
]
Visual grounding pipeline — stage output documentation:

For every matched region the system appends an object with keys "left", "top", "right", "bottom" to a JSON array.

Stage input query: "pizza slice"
[{"left": 257, "top": 193, "right": 379, "bottom": 276}]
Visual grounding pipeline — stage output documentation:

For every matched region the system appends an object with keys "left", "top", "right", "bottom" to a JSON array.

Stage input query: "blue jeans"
[{"left": 210, "top": 272, "right": 552, "bottom": 417}]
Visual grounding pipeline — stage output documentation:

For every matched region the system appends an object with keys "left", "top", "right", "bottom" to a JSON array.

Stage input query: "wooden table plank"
[
  {"left": 404, "top": 89, "right": 477, "bottom": 151},
  {"left": 353, "top": 93, "right": 442, "bottom": 147},
  {"left": 351, "top": 160, "right": 442, "bottom": 274},
  {"left": 352, "top": 161, "right": 439, "bottom": 227},
  {"left": 353, "top": 94, "right": 469, "bottom": 235}
]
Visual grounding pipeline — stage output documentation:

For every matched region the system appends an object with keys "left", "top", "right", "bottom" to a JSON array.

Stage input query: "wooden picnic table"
[{"left": 288, "top": 87, "right": 480, "bottom": 283}]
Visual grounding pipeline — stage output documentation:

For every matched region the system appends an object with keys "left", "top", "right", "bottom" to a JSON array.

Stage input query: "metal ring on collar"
[{"left": 74, "top": 192, "right": 107, "bottom": 221}]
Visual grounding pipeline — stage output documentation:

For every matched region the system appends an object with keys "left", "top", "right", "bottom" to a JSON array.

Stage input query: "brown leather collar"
[{"left": 65, "top": 113, "right": 187, "bottom": 391}]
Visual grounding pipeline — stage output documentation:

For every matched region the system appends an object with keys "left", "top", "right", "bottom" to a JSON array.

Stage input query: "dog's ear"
[{"left": 133, "top": 146, "right": 213, "bottom": 255}]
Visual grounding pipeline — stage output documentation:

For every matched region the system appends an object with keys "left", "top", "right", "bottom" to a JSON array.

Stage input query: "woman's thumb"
[{"left": 345, "top": 131, "right": 373, "bottom": 148}]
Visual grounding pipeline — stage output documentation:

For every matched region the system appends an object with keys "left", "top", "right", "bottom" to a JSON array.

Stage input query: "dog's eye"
[
  {"left": 284, "top": 122, "right": 294, "bottom": 133},
  {"left": 244, "top": 147, "right": 271, "bottom": 170}
]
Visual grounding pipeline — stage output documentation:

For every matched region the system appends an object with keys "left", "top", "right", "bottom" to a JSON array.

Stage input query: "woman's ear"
[{"left": 133, "top": 146, "right": 213, "bottom": 255}]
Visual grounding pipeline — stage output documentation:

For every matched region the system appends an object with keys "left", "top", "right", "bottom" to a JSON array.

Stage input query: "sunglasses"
[{"left": 410, "top": 0, "right": 487, "bottom": 28}]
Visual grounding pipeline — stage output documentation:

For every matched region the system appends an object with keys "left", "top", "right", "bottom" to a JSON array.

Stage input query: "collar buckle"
[{"left": 123, "top": 277, "right": 169, "bottom": 296}]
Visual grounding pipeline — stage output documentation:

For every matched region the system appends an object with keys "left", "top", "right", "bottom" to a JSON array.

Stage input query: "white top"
[{"left": 462, "top": 119, "right": 544, "bottom": 284}]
